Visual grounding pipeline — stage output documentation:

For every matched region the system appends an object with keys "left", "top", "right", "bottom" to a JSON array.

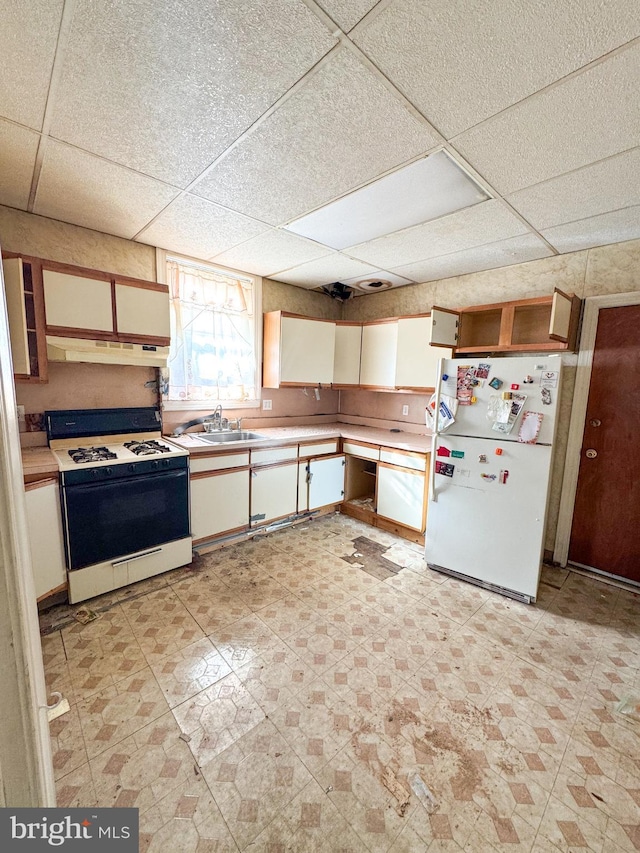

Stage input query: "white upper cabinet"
[
  {"left": 359, "top": 321, "right": 398, "bottom": 388},
  {"left": 43, "top": 268, "right": 113, "bottom": 332},
  {"left": 263, "top": 311, "right": 336, "bottom": 388},
  {"left": 41, "top": 262, "right": 171, "bottom": 345},
  {"left": 115, "top": 282, "right": 170, "bottom": 339},
  {"left": 395, "top": 315, "right": 452, "bottom": 390},
  {"left": 333, "top": 322, "right": 362, "bottom": 386}
]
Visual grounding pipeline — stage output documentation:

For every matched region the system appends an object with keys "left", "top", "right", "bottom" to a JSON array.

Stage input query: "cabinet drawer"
[
  {"left": 190, "top": 451, "right": 250, "bottom": 473},
  {"left": 380, "top": 447, "right": 427, "bottom": 471},
  {"left": 343, "top": 441, "right": 380, "bottom": 462},
  {"left": 251, "top": 445, "right": 298, "bottom": 465},
  {"left": 298, "top": 439, "right": 339, "bottom": 458}
]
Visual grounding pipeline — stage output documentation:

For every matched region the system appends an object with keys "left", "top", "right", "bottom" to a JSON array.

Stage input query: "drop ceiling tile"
[
  {"left": 454, "top": 45, "right": 640, "bottom": 194},
  {"left": 0, "top": 0, "right": 63, "bottom": 129},
  {"left": 50, "top": 0, "right": 337, "bottom": 186},
  {"left": 192, "top": 49, "right": 439, "bottom": 224},
  {"left": 341, "top": 269, "right": 415, "bottom": 288},
  {"left": 34, "top": 142, "right": 179, "bottom": 239},
  {"left": 271, "top": 254, "right": 381, "bottom": 286},
  {"left": 355, "top": 0, "right": 640, "bottom": 137},
  {"left": 0, "top": 120, "right": 39, "bottom": 209},
  {"left": 315, "top": 0, "right": 379, "bottom": 32},
  {"left": 391, "top": 233, "right": 553, "bottom": 284},
  {"left": 347, "top": 200, "right": 528, "bottom": 269},
  {"left": 137, "top": 194, "right": 268, "bottom": 260},
  {"left": 210, "top": 229, "right": 331, "bottom": 276},
  {"left": 541, "top": 206, "right": 640, "bottom": 253},
  {"left": 507, "top": 148, "right": 640, "bottom": 230}
]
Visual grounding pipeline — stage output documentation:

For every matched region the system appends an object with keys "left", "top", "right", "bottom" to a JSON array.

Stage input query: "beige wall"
[{"left": 263, "top": 277, "right": 342, "bottom": 320}]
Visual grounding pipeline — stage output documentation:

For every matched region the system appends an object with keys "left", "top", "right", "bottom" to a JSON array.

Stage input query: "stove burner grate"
[
  {"left": 68, "top": 446, "right": 117, "bottom": 464},
  {"left": 124, "top": 439, "right": 172, "bottom": 456}
]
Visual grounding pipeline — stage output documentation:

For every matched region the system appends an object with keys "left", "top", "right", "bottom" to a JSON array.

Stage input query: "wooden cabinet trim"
[
  {"left": 114, "top": 276, "right": 169, "bottom": 294},
  {"left": 24, "top": 477, "right": 59, "bottom": 491},
  {"left": 377, "top": 460, "right": 425, "bottom": 476},
  {"left": 41, "top": 259, "right": 112, "bottom": 282},
  {"left": 193, "top": 525, "right": 247, "bottom": 546},
  {"left": 250, "top": 459, "right": 299, "bottom": 472},
  {"left": 191, "top": 466, "right": 250, "bottom": 480},
  {"left": 342, "top": 440, "right": 380, "bottom": 451},
  {"left": 380, "top": 447, "right": 428, "bottom": 461}
]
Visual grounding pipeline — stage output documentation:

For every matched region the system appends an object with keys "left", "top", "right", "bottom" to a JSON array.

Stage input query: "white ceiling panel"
[
  {"left": 541, "top": 206, "right": 640, "bottom": 254},
  {"left": 340, "top": 269, "right": 415, "bottom": 288},
  {"left": 137, "top": 194, "right": 269, "bottom": 260},
  {"left": 0, "top": 121, "right": 40, "bottom": 210},
  {"left": 315, "top": 0, "right": 379, "bottom": 32},
  {"left": 35, "top": 142, "right": 180, "bottom": 239},
  {"left": 391, "top": 233, "right": 553, "bottom": 284},
  {"left": 210, "top": 229, "right": 331, "bottom": 276},
  {"left": 355, "top": 0, "right": 640, "bottom": 138},
  {"left": 0, "top": 0, "right": 63, "bottom": 130},
  {"left": 508, "top": 148, "right": 640, "bottom": 230},
  {"left": 271, "top": 253, "right": 382, "bottom": 287},
  {"left": 347, "top": 200, "right": 529, "bottom": 269},
  {"left": 192, "top": 49, "right": 440, "bottom": 224},
  {"left": 49, "top": 0, "right": 337, "bottom": 187},
  {"left": 454, "top": 45, "right": 640, "bottom": 194}
]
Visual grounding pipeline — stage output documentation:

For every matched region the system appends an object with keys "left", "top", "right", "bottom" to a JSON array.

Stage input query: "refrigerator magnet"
[
  {"left": 489, "top": 377, "right": 503, "bottom": 389},
  {"left": 475, "top": 363, "right": 490, "bottom": 379},
  {"left": 436, "top": 445, "right": 451, "bottom": 457},
  {"left": 478, "top": 454, "right": 488, "bottom": 463},
  {"left": 541, "top": 388, "right": 552, "bottom": 405},
  {"left": 435, "top": 461, "right": 455, "bottom": 477},
  {"left": 451, "top": 450, "right": 465, "bottom": 458},
  {"left": 481, "top": 473, "right": 496, "bottom": 481},
  {"left": 499, "top": 469, "right": 509, "bottom": 484}
]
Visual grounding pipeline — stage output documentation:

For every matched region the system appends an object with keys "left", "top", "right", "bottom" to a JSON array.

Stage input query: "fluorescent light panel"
[{"left": 284, "top": 150, "right": 489, "bottom": 250}]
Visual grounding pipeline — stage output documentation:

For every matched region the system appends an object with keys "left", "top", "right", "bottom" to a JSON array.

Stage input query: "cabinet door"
[
  {"left": 115, "top": 282, "right": 170, "bottom": 340},
  {"left": 548, "top": 288, "right": 576, "bottom": 342},
  {"left": 333, "top": 323, "right": 362, "bottom": 385},
  {"left": 190, "top": 469, "right": 249, "bottom": 542},
  {"left": 250, "top": 462, "right": 298, "bottom": 526},
  {"left": 377, "top": 462, "right": 426, "bottom": 532},
  {"left": 359, "top": 322, "right": 398, "bottom": 388},
  {"left": 396, "top": 316, "right": 452, "bottom": 389},
  {"left": 3, "top": 257, "right": 30, "bottom": 374},
  {"left": 280, "top": 316, "right": 336, "bottom": 384},
  {"left": 24, "top": 481, "right": 67, "bottom": 600},
  {"left": 428, "top": 307, "right": 460, "bottom": 347},
  {"left": 308, "top": 454, "right": 345, "bottom": 510},
  {"left": 43, "top": 269, "right": 113, "bottom": 333}
]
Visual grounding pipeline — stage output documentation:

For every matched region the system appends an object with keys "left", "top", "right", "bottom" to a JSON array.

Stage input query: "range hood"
[{"left": 46, "top": 336, "right": 169, "bottom": 368}]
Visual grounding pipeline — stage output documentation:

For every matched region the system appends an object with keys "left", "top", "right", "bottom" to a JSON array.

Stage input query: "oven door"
[{"left": 62, "top": 469, "right": 190, "bottom": 570}]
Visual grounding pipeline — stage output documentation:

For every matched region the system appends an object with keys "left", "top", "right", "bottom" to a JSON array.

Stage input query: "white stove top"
[{"left": 50, "top": 433, "right": 188, "bottom": 471}]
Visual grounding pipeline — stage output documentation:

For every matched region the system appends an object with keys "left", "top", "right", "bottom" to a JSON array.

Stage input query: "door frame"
[
  {"left": 0, "top": 251, "right": 56, "bottom": 805},
  {"left": 554, "top": 290, "right": 640, "bottom": 566}
]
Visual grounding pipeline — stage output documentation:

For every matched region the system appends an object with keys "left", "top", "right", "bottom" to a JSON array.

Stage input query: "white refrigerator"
[{"left": 425, "top": 355, "right": 562, "bottom": 603}]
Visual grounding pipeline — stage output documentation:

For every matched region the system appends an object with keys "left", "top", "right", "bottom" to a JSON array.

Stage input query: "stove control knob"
[
  {"left": 105, "top": 467, "right": 112, "bottom": 476},
  {"left": 151, "top": 460, "right": 160, "bottom": 469},
  {"left": 91, "top": 469, "right": 99, "bottom": 479},
  {"left": 162, "top": 459, "right": 170, "bottom": 467},
  {"left": 128, "top": 464, "right": 136, "bottom": 473}
]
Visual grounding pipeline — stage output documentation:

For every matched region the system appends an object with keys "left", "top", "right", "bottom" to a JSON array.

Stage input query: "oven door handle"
[{"left": 111, "top": 547, "right": 162, "bottom": 568}]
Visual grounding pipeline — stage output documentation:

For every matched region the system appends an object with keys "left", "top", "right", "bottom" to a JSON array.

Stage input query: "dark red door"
[{"left": 569, "top": 305, "right": 640, "bottom": 582}]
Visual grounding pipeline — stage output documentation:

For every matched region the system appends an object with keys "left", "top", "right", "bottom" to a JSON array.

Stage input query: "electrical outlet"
[
  {"left": 402, "top": 405, "right": 409, "bottom": 416},
  {"left": 262, "top": 399, "right": 272, "bottom": 411}
]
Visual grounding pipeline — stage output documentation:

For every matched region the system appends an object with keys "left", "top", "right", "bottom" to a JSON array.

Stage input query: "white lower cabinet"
[
  {"left": 250, "top": 462, "right": 298, "bottom": 526},
  {"left": 190, "top": 468, "right": 250, "bottom": 542},
  {"left": 376, "top": 461, "right": 427, "bottom": 532},
  {"left": 24, "top": 479, "right": 67, "bottom": 600},
  {"left": 299, "top": 454, "right": 345, "bottom": 512}
]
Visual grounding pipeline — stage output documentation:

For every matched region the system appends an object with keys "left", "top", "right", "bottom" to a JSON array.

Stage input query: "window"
[{"left": 160, "top": 254, "right": 261, "bottom": 410}]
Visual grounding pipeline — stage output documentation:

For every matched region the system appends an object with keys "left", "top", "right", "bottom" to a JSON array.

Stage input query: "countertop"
[
  {"left": 21, "top": 446, "right": 59, "bottom": 478},
  {"left": 169, "top": 422, "right": 433, "bottom": 455}
]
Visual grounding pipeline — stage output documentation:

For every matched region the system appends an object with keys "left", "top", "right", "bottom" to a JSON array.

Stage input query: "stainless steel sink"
[{"left": 197, "top": 431, "right": 267, "bottom": 443}]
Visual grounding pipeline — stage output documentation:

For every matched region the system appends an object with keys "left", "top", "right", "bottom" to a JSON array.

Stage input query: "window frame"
[{"left": 155, "top": 248, "right": 262, "bottom": 411}]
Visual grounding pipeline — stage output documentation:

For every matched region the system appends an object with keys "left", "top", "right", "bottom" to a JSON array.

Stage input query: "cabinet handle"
[{"left": 112, "top": 547, "right": 162, "bottom": 568}]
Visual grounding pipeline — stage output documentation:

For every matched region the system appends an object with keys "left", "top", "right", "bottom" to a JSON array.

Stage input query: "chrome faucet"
[{"left": 172, "top": 405, "right": 224, "bottom": 436}]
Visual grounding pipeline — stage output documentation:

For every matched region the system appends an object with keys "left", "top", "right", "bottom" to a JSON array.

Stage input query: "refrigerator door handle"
[{"left": 429, "top": 358, "right": 445, "bottom": 503}]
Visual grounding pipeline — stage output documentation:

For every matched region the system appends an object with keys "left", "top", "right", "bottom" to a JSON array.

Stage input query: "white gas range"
[{"left": 46, "top": 407, "right": 192, "bottom": 604}]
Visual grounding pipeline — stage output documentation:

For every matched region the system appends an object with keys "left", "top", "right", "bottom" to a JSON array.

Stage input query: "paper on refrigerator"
[{"left": 426, "top": 393, "right": 458, "bottom": 432}]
